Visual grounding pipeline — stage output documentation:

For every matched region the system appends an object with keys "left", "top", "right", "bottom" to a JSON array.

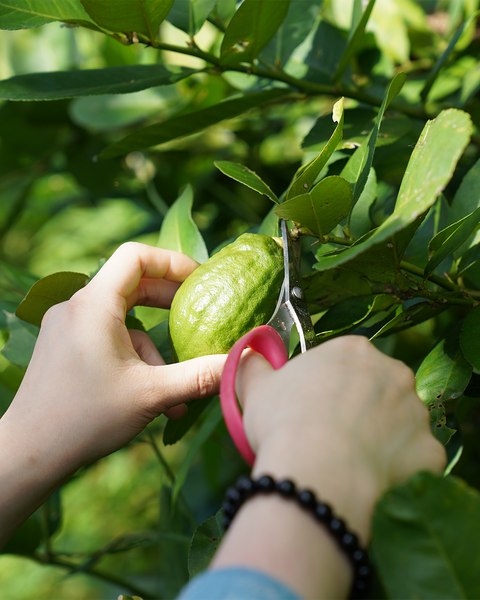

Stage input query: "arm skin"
[
  {"left": 0, "top": 242, "right": 446, "bottom": 600},
  {"left": 0, "top": 242, "right": 227, "bottom": 549},
  {"left": 211, "top": 339, "right": 447, "bottom": 599}
]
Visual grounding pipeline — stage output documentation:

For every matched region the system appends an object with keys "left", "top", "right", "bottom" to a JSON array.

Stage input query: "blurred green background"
[{"left": 1, "top": 0, "right": 480, "bottom": 597}]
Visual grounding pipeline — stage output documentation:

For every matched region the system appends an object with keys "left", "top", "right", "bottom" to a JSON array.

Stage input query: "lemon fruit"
[{"left": 169, "top": 233, "right": 284, "bottom": 361}]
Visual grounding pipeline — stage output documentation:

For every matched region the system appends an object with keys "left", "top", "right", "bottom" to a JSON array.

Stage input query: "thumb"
[
  {"left": 236, "top": 349, "right": 275, "bottom": 408},
  {"left": 143, "top": 354, "right": 228, "bottom": 413}
]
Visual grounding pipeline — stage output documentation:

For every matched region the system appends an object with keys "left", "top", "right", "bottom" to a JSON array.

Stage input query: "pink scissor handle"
[{"left": 220, "top": 325, "right": 289, "bottom": 467}]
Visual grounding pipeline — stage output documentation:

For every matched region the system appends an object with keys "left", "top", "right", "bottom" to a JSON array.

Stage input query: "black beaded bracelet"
[{"left": 221, "top": 475, "right": 372, "bottom": 599}]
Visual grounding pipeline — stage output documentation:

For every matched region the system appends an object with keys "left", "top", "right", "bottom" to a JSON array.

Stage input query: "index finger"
[{"left": 87, "top": 242, "right": 199, "bottom": 313}]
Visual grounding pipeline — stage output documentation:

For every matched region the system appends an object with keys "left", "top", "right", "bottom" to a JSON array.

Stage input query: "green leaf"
[
  {"left": 0, "top": 261, "right": 38, "bottom": 304},
  {"left": 16, "top": 272, "right": 88, "bottom": 327},
  {"left": 1, "top": 312, "right": 38, "bottom": 368},
  {"left": 425, "top": 207, "right": 480, "bottom": 279},
  {"left": 333, "top": 0, "right": 376, "bottom": 82},
  {"left": 416, "top": 323, "right": 472, "bottom": 405},
  {"left": 315, "top": 294, "right": 396, "bottom": 341},
  {"left": 415, "top": 322, "right": 466, "bottom": 444},
  {"left": 147, "top": 320, "right": 172, "bottom": 365},
  {"left": 0, "top": 0, "right": 98, "bottom": 30},
  {"left": 303, "top": 109, "right": 410, "bottom": 152},
  {"left": 314, "top": 109, "right": 473, "bottom": 273},
  {"left": 99, "top": 88, "right": 289, "bottom": 159},
  {"left": 341, "top": 73, "right": 406, "bottom": 210},
  {"left": 449, "top": 157, "right": 480, "bottom": 225},
  {"left": 448, "top": 157, "right": 480, "bottom": 258},
  {"left": 1, "top": 513, "right": 41, "bottom": 555},
  {"left": 0, "top": 65, "right": 196, "bottom": 101},
  {"left": 163, "top": 397, "right": 213, "bottom": 445},
  {"left": 157, "top": 185, "right": 208, "bottom": 264},
  {"left": 125, "top": 314, "right": 146, "bottom": 332},
  {"left": 287, "top": 98, "right": 344, "bottom": 200},
  {"left": 349, "top": 168, "right": 377, "bottom": 240},
  {"left": 260, "top": 0, "right": 322, "bottom": 68},
  {"left": 369, "top": 301, "right": 449, "bottom": 340},
  {"left": 257, "top": 207, "right": 279, "bottom": 238},
  {"left": 302, "top": 268, "right": 372, "bottom": 314},
  {"left": 372, "top": 472, "right": 480, "bottom": 599},
  {"left": 214, "top": 161, "right": 278, "bottom": 204},
  {"left": 458, "top": 241, "right": 480, "bottom": 276},
  {"left": 80, "top": 0, "right": 174, "bottom": 40},
  {"left": 460, "top": 308, "right": 480, "bottom": 371},
  {"left": 188, "top": 511, "right": 223, "bottom": 578},
  {"left": 172, "top": 401, "right": 222, "bottom": 505},
  {"left": 168, "top": 0, "right": 218, "bottom": 35},
  {"left": 220, "top": 0, "right": 290, "bottom": 66},
  {"left": 274, "top": 176, "right": 352, "bottom": 240},
  {"left": 420, "top": 11, "right": 480, "bottom": 102}
]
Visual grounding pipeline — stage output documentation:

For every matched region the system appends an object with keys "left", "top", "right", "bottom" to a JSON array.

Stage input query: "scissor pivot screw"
[{"left": 292, "top": 286, "right": 305, "bottom": 300}]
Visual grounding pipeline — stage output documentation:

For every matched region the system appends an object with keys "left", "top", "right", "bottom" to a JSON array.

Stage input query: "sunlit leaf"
[
  {"left": 420, "top": 11, "right": 480, "bottom": 102},
  {"left": 372, "top": 472, "right": 480, "bottom": 598},
  {"left": 220, "top": 0, "right": 290, "bottom": 66},
  {"left": 260, "top": 0, "right": 322, "bottom": 68},
  {"left": 341, "top": 73, "right": 406, "bottom": 209},
  {"left": 168, "top": 0, "right": 218, "bottom": 35},
  {"left": 16, "top": 272, "right": 88, "bottom": 327},
  {"left": 80, "top": 0, "right": 174, "bottom": 40},
  {"left": 416, "top": 323, "right": 472, "bottom": 405},
  {"left": 274, "top": 176, "right": 352, "bottom": 240},
  {"left": 314, "top": 109, "right": 472, "bottom": 273},
  {"left": 0, "top": 0, "right": 98, "bottom": 30},
  {"left": 214, "top": 161, "right": 278, "bottom": 204},
  {"left": 349, "top": 168, "right": 377, "bottom": 240},
  {"left": 287, "top": 98, "right": 344, "bottom": 200},
  {"left": 157, "top": 185, "right": 208, "bottom": 264},
  {"left": 303, "top": 110, "right": 410, "bottom": 152},
  {"left": 0, "top": 65, "right": 196, "bottom": 101},
  {"left": 99, "top": 88, "right": 289, "bottom": 159},
  {"left": 333, "top": 0, "right": 376, "bottom": 82}
]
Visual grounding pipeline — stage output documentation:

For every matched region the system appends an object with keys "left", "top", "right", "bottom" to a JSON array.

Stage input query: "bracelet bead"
[
  {"left": 221, "top": 475, "right": 372, "bottom": 599},
  {"left": 296, "top": 489, "right": 316, "bottom": 509}
]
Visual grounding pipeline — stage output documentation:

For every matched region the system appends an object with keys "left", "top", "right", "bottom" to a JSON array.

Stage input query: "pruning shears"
[{"left": 220, "top": 219, "right": 319, "bottom": 466}]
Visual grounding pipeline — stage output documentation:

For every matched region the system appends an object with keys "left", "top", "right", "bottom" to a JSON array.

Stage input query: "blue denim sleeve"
[{"left": 176, "top": 567, "right": 302, "bottom": 600}]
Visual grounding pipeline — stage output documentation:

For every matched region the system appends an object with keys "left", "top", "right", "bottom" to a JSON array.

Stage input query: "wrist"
[{"left": 252, "top": 429, "right": 382, "bottom": 546}]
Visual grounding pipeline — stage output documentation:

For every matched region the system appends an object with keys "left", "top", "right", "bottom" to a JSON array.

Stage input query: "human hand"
[
  {"left": 236, "top": 336, "right": 446, "bottom": 540},
  {"left": 212, "top": 337, "right": 446, "bottom": 599},
  {"left": 0, "top": 243, "right": 226, "bottom": 506}
]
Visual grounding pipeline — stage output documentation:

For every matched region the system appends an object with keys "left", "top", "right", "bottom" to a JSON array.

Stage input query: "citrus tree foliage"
[{"left": 1, "top": 1, "right": 480, "bottom": 598}]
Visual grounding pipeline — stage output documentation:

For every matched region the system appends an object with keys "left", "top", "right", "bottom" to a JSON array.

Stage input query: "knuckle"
[
  {"left": 396, "top": 362, "right": 416, "bottom": 390},
  {"left": 116, "top": 241, "right": 140, "bottom": 254},
  {"left": 329, "top": 334, "right": 373, "bottom": 356},
  {"left": 193, "top": 364, "right": 217, "bottom": 398},
  {"left": 41, "top": 301, "right": 68, "bottom": 327}
]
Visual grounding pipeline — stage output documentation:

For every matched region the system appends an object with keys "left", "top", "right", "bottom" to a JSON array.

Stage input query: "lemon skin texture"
[{"left": 169, "top": 233, "right": 284, "bottom": 362}]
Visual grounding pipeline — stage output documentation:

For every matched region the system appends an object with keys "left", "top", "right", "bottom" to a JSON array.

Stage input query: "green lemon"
[{"left": 169, "top": 233, "right": 284, "bottom": 361}]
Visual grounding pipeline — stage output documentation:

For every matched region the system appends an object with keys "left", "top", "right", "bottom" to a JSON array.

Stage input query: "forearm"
[{"left": 0, "top": 410, "right": 68, "bottom": 550}]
